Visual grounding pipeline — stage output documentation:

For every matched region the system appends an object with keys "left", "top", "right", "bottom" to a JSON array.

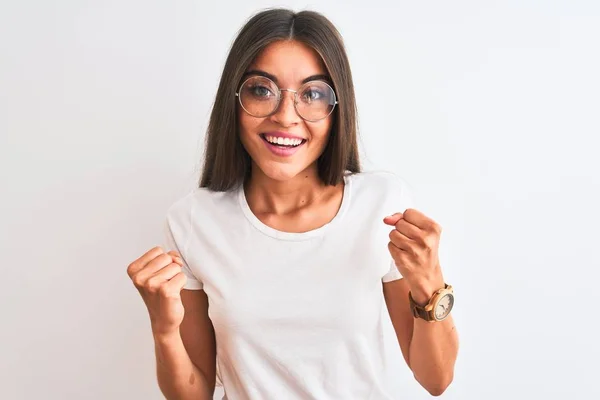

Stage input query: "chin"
[
  {"left": 256, "top": 160, "right": 307, "bottom": 182},
  {"left": 241, "top": 131, "right": 324, "bottom": 183}
]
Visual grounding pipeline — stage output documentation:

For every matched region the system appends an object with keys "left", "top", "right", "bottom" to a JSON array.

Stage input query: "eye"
[
  {"left": 301, "top": 88, "right": 324, "bottom": 103},
  {"left": 248, "top": 84, "right": 274, "bottom": 98}
]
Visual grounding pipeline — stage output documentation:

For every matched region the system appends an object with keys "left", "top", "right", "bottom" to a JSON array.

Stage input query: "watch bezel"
[
  {"left": 431, "top": 291, "right": 454, "bottom": 321},
  {"left": 409, "top": 284, "right": 454, "bottom": 322},
  {"left": 417, "top": 284, "right": 454, "bottom": 322}
]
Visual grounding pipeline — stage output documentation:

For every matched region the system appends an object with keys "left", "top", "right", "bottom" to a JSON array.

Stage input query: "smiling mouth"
[{"left": 260, "top": 134, "right": 307, "bottom": 148}]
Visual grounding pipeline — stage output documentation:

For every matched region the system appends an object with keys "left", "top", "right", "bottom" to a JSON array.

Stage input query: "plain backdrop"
[{"left": 2, "top": 0, "right": 599, "bottom": 399}]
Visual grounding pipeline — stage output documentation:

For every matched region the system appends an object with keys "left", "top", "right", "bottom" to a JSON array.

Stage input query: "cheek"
[
  {"left": 308, "top": 117, "right": 333, "bottom": 146},
  {"left": 238, "top": 111, "right": 264, "bottom": 149},
  {"left": 239, "top": 111, "right": 256, "bottom": 136}
]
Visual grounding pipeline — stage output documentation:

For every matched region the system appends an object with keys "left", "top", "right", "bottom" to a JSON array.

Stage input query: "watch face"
[{"left": 434, "top": 293, "right": 454, "bottom": 320}]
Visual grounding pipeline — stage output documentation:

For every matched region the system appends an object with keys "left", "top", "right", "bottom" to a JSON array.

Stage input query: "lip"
[
  {"left": 262, "top": 131, "right": 306, "bottom": 140},
  {"left": 260, "top": 133, "right": 306, "bottom": 157}
]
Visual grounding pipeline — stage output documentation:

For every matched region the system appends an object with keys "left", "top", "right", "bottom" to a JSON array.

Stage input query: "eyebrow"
[{"left": 242, "top": 69, "right": 332, "bottom": 85}]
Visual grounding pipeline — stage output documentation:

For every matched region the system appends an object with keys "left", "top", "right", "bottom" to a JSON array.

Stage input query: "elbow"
[
  {"left": 415, "top": 370, "right": 454, "bottom": 397},
  {"left": 424, "top": 373, "right": 454, "bottom": 397}
]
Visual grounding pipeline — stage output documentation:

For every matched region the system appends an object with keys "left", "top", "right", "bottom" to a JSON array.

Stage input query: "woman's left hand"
[{"left": 384, "top": 209, "right": 445, "bottom": 304}]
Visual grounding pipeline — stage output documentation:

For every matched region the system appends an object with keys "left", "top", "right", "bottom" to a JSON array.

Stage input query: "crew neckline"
[{"left": 238, "top": 173, "right": 353, "bottom": 241}]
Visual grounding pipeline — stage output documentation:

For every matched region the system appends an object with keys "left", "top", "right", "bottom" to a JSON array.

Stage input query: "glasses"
[{"left": 235, "top": 76, "right": 338, "bottom": 122}]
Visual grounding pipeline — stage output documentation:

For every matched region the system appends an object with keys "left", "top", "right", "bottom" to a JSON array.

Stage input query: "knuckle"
[
  {"left": 389, "top": 229, "right": 401, "bottom": 242},
  {"left": 146, "top": 277, "right": 161, "bottom": 293},
  {"left": 425, "top": 235, "right": 437, "bottom": 249},
  {"left": 171, "top": 262, "right": 183, "bottom": 272},
  {"left": 158, "top": 253, "right": 172, "bottom": 264},
  {"left": 158, "top": 284, "right": 171, "bottom": 297},
  {"left": 166, "top": 263, "right": 182, "bottom": 275},
  {"left": 412, "top": 245, "right": 420, "bottom": 256},
  {"left": 147, "top": 246, "right": 164, "bottom": 259},
  {"left": 430, "top": 221, "right": 441, "bottom": 233},
  {"left": 132, "top": 275, "right": 144, "bottom": 288},
  {"left": 126, "top": 263, "right": 135, "bottom": 277}
]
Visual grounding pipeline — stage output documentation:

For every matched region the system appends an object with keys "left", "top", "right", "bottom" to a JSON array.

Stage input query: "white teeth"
[{"left": 265, "top": 136, "right": 303, "bottom": 146}]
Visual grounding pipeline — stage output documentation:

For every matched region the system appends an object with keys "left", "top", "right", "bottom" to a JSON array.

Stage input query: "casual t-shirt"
[{"left": 163, "top": 170, "right": 416, "bottom": 399}]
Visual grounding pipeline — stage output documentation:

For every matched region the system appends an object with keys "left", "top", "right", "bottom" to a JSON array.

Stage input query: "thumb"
[{"left": 383, "top": 212, "right": 403, "bottom": 226}]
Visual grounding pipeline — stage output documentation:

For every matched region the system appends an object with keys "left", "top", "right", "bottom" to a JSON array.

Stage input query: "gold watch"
[{"left": 409, "top": 284, "right": 454, "bottom": 322}]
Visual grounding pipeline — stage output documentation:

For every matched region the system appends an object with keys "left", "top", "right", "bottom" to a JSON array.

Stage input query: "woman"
[{"left": 127, "top": 8, "right": 459, "bottom": 399}]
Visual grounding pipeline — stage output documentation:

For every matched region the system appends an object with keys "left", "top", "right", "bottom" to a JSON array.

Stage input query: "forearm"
[
  {"left": 409, "top": 315, "right": 458, "bottom": 396},
  {"left": 154, "top": 330, "right": 213, "bottom": 400}
]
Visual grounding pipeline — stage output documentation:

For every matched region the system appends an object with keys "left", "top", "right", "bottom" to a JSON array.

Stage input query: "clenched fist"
[
  {"left": 127, "top": 246, "right": 187, "bottom": 336},
  {"left": 384, "top": 209, "right": 445, "bottom": 304}
]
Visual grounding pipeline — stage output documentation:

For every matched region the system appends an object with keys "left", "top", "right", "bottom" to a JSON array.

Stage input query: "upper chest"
[
  {"left": 189, "top": 222, "right": 392, "bottom": 334},
  {"left": 247, "top": 184, "right": 345, "bottom": 234}
]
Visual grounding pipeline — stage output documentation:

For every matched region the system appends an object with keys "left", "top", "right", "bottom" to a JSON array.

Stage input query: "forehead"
[{"left": 248, "top": 40, "right": 328, "bottom": 85}]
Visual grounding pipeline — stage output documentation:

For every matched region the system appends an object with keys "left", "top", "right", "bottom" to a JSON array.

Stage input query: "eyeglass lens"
[{"left": 238, "top": 76, "right": 336, "bottom": 121}]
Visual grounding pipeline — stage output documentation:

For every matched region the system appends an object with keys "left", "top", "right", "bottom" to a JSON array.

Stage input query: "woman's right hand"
[{"left": 127, "top": 246, "right": 187, "bottom": 337}]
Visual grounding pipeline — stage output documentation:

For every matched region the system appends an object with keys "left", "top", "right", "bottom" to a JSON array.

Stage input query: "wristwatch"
[{"left": 409, "top": 284, "right": 454, "bottom": 322}]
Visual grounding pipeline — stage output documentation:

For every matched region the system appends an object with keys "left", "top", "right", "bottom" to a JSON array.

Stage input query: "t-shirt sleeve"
[
  {"left": 382, "top": 175, "right": 417, "bottom": 283},
  {"left": 163, "top": 211, "right": 203, "bottom": 291}
]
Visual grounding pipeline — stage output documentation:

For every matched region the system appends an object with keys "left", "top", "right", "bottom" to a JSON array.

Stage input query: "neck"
[{"left": 244, "top": 163, "right": 331, "bottom": 215}]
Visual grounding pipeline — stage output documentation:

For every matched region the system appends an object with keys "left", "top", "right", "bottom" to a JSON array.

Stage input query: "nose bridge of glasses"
[
  {"left": 277, "top": 88, "right": 299, "bottom": 108},
  {"left": 270, "top": 87, "right": 299, "bottom": 122},
  {"left": 279, "top": 88, "right": 298, "bottom": 102}
]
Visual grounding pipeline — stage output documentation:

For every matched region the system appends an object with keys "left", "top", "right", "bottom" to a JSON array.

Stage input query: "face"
[
  {"left": 434, "top": 293, "right": 454, "bottom": 321},
  {"left": 237, "top": 40, "right": 334, "bottom": 182}
]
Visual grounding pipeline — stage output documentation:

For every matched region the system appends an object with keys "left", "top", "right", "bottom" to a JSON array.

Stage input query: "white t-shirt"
[{"left": 163, "top": 170, "right": 416, "bottom": 399}]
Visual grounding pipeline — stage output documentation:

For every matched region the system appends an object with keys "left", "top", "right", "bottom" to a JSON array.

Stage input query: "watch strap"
[
  {"left": 408, "top": 291, "right": 435, "bottom": 321},
  {"left": 409, "top": 284, "right": 453, "bottom": 322}
]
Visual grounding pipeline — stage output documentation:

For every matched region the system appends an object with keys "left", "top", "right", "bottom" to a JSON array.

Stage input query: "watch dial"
[{"left": 435, "top": 294, "right": 454, "bottom": 320}]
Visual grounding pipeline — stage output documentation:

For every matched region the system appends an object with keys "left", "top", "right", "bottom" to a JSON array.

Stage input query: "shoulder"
[
  {"left": 346, "top": 170, "right": 416, "bottom": 211},
  {"left": 165, "top": 186, "right": 239, "bottom": 225},
  {"left": 347, "top": 170, "right": 413, "bottom": 195}
]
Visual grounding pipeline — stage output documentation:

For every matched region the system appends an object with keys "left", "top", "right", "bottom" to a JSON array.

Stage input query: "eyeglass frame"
[{"left": 235, "top": 76, "right": 339, "bottom": 123}]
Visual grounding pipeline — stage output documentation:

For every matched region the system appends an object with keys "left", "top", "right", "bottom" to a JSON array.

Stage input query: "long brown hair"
[{"left": 199, "top": 9, "right": 361, "bottom": 191}]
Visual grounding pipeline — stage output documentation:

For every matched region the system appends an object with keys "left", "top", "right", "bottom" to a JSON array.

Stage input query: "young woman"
[{"left": 127, "top": 9, "right": 459, "bottom": 399}]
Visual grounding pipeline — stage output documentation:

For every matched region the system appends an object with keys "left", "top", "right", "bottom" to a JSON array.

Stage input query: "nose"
[{"left": 271, "top": 90, "right": 301, "bottom": 127}]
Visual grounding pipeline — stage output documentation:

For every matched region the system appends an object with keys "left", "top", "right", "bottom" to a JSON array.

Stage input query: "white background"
[{"left": 2, "top": 0, "right": 599, "bottom": 399}]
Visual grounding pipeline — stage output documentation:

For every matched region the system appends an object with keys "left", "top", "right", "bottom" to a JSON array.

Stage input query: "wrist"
[
  {"left": 152, "top": 327, "right": 181, "bottom": 344},
  {"left": 409, "top": 277, "right": 445, "bottom": 305}
]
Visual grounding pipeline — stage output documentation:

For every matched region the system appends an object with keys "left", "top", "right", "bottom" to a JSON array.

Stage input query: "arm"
[
  {"left": 155, "top": 289, "right": 217, "bottom": 399},
  {"left": 383, "top": 209, "right": 459, "bottom": 395},
  {"left": 384, "top": 279, "right": 458, "bottom": 396}
]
